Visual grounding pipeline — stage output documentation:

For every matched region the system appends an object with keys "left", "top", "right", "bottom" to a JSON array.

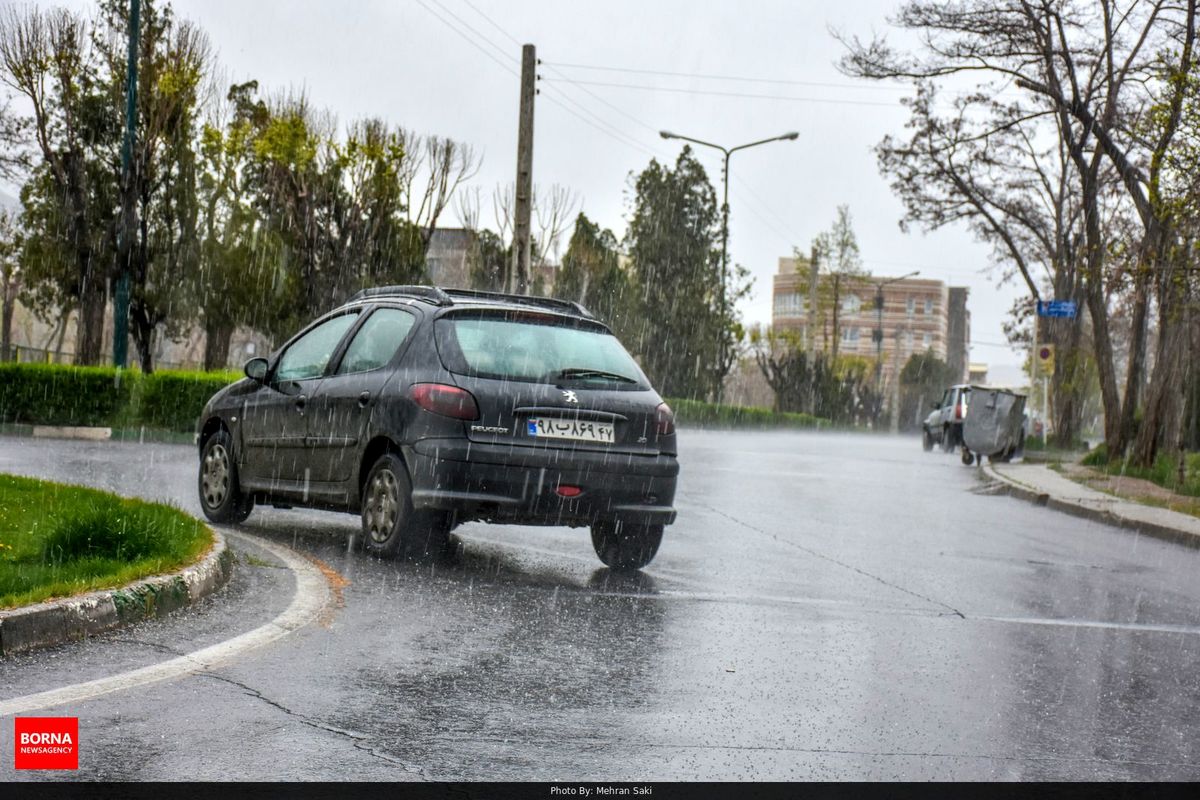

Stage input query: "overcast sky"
[{"left": 37, "top": 0, "right": 1028, "bottom": 382}]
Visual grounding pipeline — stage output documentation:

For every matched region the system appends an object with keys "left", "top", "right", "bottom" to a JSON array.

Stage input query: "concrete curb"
[
  {"left": 0, "top": 529, "right": 233, "bottom": 657},
  {"left": 31, "top": 425, "right": 113, "bottom": 441},
  {"left": 981, "top": 463, "right": 1200, "bottom": 550}
]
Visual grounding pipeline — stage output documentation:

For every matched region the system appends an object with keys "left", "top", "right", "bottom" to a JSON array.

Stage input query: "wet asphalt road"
[{"left": 2, "top": 430, "right": 1200, "bottom": 781}]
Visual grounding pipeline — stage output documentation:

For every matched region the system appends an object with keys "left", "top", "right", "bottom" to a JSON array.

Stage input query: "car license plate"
[{"left": 527, "top": 417, "right": 614, "bottom": 443}]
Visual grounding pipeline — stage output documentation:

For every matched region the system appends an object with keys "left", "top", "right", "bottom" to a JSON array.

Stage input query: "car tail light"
[
  {"left": 411, "top": 383, "right": 480, "bottom": 420},
  {"left": 655, "top": 402, "right": 675, "bottom": 436},
  {"left": 556, "top": 485, "right": 582, "bottom": 498}
]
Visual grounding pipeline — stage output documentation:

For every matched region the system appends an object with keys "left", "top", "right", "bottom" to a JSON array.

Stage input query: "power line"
[
  {"left": 540, "top": 78, "right": 909, "bottom": 108},
  {"left": 413, "top": 0, "right": 518, "bottom": 77},
  {"left": 447, "top": 0, "right": 667, "bottom": 160},
  {"left": 543, "top": 60, "right": 918, "bottom": 93},
  {"left": 424, "top": 0, "right": 515, "bottom": 64}
]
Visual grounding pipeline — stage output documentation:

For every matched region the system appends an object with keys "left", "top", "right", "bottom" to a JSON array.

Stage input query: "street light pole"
[
  {"left": 113, "top": 0, "right": 140, "bottom": 368},
  {"left": 871, "top": 270, "right": 919, "bottom": 425},
  {"left": 659, "top": 130, "right": 798, "bottom": 403}
]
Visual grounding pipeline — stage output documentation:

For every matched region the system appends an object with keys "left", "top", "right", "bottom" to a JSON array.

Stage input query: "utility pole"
[
  {"left": 113, "top": 0, "right": 140, "bottom": 368},
  {"left": 512, "top": 43, "right": 536, "bottom": 295}
]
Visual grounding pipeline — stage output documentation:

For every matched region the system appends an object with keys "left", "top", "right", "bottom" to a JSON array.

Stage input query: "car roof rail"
[
  {"left": 347, "top": 285, "right": 453, "bottom": 306},
  {"left": 438, "top": 287, "right": 594, "bottom": 319}
]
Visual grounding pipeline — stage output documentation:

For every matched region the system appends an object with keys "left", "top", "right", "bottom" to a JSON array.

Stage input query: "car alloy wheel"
[
  {"left": 202, "top": 443, "right": 231, "bottom": 510},
  {"left": 364, "top": 468, "right": 402, "bottom": 545}
]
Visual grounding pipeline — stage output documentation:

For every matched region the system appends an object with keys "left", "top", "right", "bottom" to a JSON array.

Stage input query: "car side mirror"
[{"left": 244, "top": 357, "right": 269, "bottom": 383}]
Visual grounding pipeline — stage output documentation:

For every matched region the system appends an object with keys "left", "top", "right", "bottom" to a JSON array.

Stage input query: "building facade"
[{"left": 771, "top": 255, "right": 970, "bottom": 386}]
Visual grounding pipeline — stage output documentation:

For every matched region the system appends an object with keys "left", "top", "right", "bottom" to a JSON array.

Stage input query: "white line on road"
[{"left": 0, "top": 530, "right": 329, "bottom": 717}]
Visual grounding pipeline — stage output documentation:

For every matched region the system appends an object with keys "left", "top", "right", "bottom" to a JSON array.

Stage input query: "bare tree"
[
  {"left": 839, "top": 0, "right": 1198, "bottom": 460},
  {"left": 397, "top": 130, "right": 479, "bottom": 252},
  {"left": 532, "top": 183, "right": 579, "bottom": 269}
]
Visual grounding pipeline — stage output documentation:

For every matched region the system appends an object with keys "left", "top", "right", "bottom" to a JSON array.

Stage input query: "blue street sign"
[{"left": 1037, "top": 300, "right": 1078, "bottom": 319}]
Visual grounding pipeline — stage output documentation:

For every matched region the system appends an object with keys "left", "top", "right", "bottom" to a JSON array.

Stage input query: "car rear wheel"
[
  {"left": 361, "top": 453, "right": 450, "bottom": 560},
  {"left": 941, "top": 425, "right": 957, "bottom": 453},
  {"left": 198, "top": 429, "right": 254, "bottom": 524},
  {"left": 590, "top": 519, "right": 663, "bottom": 572},
  {"left": 922, "top": 427, "right": 934, "bottom": 452}
]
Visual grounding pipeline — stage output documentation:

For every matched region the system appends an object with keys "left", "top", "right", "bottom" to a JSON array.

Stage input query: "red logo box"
[{"left": 14, "top": 717, "right": 78, "bottom": 770}]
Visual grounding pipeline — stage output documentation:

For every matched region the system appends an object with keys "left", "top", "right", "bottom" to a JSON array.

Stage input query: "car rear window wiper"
[{"left": 555, "top": 367, "right": 639, "bottom": 384}]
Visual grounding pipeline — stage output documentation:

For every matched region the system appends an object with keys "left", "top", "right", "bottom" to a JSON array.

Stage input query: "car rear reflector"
[
  {"left": 411, "top": 383, "right": 480, "bottom": 420},
  {"left": 556, "top": 485, "right": 583, "bottom": 498},
  {"left": 656, "top": 402, "right": 675, "bottom": 436}
]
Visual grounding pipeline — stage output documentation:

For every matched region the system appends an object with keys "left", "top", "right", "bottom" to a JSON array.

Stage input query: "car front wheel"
[
  {"left": 590, "top": 519, "right": 663, "bottom": 571},
  {"left": 922, "top": 427, "right": 934, "bottom": 452},
  {"left": 361, "top": 453, "right": 450, "bottom": 560},
  {"left": 198, "top": 429, "right": 254, "bottom": 524}
]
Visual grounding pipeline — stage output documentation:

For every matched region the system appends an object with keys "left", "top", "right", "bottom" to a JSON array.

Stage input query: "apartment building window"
[
  {"left": 906, "top": 296, "right": 915, "bottom": 316},
  {"left": 924, "top": 298, "right": 934, "bottom": 315},
  {"left": 923, "top": 332, "right": 932, "bottom": 349},
  {"left": 841, "top": 294, "right": 862, "bottom": 316},
  {"left": 774, "top": 292, "right": 804, "bottom": 318},
  {"left": 841, "top": 327, "right": 860, "bottom": 345}
]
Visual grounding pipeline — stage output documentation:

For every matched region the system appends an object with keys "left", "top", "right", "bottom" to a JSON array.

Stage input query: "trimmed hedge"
[
  {"left": 0, "top": 363, "right": 138, "bottom": 428},
  {"left": 667, "top": 397, "right": 829, "bottom": 430},
  {"left": 0, "top": 363, "right": 832, "bottom": 435},
  {"left": 138, "top": 370, "right": 240, "bottom": 433},
  {"left": 0, "top": 363, "right": 239, "bottom": 433}
]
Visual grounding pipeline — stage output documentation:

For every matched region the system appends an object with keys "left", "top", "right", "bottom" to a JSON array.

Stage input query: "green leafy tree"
[
  {"left": 625, "top": 147, "right": 735, "bottom": 399},
  {"left": 556, "top": 212, "right": 631, "bottom": 333},
  {"left": 812, "top": 205, "right": 868, "bottom": 360},
  {"left": 898, "top": 350, "right": 956, "bottom": 432}
]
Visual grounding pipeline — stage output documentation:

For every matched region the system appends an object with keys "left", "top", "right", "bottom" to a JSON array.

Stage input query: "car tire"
[
  {"left": 361, "top": 453, "right": 450, "bottom": 560},
  {"left": 922, "top": 427, "right": 934, "bottom": 452},
  {"left": 198, "top": 429, "right": 254, "bottom": 524},
  {"left": 590, "top": 519, "right": 663, "bottom": 572},
  {"left": 962, "top": 448, "right": 976, "bottom": 466},
  {"left": 941, "top": 425, "right": 954, "bottom": 453}
]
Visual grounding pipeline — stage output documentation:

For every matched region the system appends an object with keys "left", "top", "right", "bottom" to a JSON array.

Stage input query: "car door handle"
[
  {"left": 295, "top": 395, "right": 307, "bottom": 412},
  {"left": 358, "top": 391, "right": 371, "bottom": 409}
]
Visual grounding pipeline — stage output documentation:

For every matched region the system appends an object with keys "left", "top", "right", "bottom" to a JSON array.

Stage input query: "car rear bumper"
[{"left": 404, "top": 438, "right": 679, "bottom": 527}]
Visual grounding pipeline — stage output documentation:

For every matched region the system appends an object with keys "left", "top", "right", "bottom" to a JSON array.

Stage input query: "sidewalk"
[{"left": 983, "top": 461, "right": 1200, "bottom": 549}]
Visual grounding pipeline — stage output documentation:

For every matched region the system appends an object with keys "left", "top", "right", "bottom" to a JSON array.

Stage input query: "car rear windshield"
[{"left": 435, "top": 310, "right": 649, "bottom": 388}]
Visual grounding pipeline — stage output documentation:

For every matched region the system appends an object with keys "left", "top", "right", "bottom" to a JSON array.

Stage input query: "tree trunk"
[
  {"left": 1085, "top": 273, "right": 1122, "bottom": 451},
  {"left": 130, "top": 303, "right": 155, "bottom": 374},
  {"left": 1130, "top": 271, "right": 1189, "bottom": 467},
  {"left": 1115, "top": 270, "right": 1151, "bottom": 455},
  {"left": 204, "top": 320, "right": 234, "bottom": 372},
  {"left": 1, "top": 287, "right": 14, "bottom": 362},
  {"left": 75, "top": 270, "right": 107, "bottom": 365}
]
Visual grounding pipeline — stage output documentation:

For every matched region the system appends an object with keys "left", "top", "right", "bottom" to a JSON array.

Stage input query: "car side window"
[
  {"left": 275, "top": 312, "right": 360, "bottom": 382},
  {"left": 335, "top": 308, "right": 417, "bottom": 375}
]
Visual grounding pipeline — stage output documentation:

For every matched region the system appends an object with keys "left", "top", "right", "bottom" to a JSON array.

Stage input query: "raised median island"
[{"left": 0, "top": 474, "right": 230, "bottom": 655}]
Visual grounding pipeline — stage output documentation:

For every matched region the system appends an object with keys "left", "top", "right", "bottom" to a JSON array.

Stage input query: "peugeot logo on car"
[{"left": 562, "top": 390, "right": 579, "bottom": 404}]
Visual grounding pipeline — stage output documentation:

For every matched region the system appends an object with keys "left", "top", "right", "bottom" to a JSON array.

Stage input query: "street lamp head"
[
  {"left": 782, "top": 131, "right": 800, "bottom": 140},
  {"left": 659, "top": 130, "right": 676, "bottom": 140}
]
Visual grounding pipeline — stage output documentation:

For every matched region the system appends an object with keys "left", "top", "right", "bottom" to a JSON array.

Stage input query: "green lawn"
[
  {"left": 1082, "top": 446, "right": 1200, "bottom": 499},
  {"left": 0, "top": 474, "right": 212, "bottom": 609}
]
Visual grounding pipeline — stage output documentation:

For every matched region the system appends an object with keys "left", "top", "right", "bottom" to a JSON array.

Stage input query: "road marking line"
[{"left": 0, "top": 530, "right": 329, "bottom": 717}]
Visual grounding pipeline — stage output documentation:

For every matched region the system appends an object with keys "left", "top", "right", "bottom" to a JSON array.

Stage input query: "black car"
[{"left": 196, "top": 286, "right": 679, "bottom": 570}]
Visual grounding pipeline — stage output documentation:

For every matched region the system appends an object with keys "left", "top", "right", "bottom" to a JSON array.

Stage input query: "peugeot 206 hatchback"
[{"left": 196, "top": 286, "right": 679, "bottom": 570}]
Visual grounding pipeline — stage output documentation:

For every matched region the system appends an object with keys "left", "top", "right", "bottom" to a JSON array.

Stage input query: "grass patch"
[
  {"left": 0, "top": 474, "right": 212, "bottom": 609},
  {"left": 1081, "top": 444, "right": 1200, "bottom": 498}
]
